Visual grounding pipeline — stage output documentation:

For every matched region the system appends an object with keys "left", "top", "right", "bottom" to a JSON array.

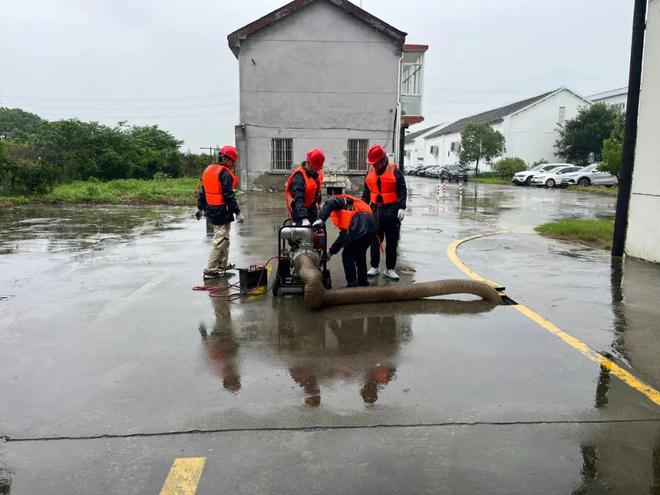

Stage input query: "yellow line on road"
[
  {"left": 160, "top": 457, "right": 206, "bottom": 495},
  {"left": 447, "top": 232, "right": 660, "bottom": 407}
]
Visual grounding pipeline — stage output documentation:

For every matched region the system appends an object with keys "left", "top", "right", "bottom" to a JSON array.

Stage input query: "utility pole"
[
  {"left": 612, "top": 0, "right": 647, "bottom": 257},
  {"left": 199, "top": 146, "right": 218, "bottom": 163}
]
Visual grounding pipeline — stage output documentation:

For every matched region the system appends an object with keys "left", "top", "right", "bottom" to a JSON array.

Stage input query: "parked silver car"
[
  {"left": 512, "top": 163, "right": 573, "bottom": 186},
  {"left": 562, "top": 164, "right": 618, "bottom": 187}
]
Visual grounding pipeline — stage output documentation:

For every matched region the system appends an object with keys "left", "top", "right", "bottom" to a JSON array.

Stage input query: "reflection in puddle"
[{"left": 198, "top": 295, "right": 496, "bottom": 407}]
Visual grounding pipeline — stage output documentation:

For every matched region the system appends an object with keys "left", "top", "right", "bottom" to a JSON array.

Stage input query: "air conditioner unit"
[{"left": 430, "top": 145, "right": 439, "bottom": 156}]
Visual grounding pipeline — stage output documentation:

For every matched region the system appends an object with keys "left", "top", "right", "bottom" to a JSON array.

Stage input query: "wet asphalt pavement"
[{"left": 0, "top": 178, "right": 659, "bottom": 494}]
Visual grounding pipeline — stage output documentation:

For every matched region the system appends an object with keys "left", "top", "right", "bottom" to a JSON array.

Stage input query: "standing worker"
[
  {"left": 285, "top": 148, "right": 325, "bottom": 225},
  {"left": 361, "top": 144, "right": 407, "bottom": 280},
  {"left": 196, "top": 145, "right": 244, "bottom": 280},
  {"left": 313, "top": 194, "right": 376, "bottom": 287}
]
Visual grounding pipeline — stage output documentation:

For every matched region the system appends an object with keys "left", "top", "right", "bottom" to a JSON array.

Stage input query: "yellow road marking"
[
  {"left": 160, "top": 457, "right": 206, "bottom": 495},
  {"left": 447, "top": 232, "right": 660, "bottom": 407},
  {"left": 447, "top": 231, "right": 506, "bottom": 286}
]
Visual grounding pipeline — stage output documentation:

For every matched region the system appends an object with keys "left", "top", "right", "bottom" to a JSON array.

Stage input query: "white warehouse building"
[
  {"left": 403, "top": 124, "right": 443, "bottom": 170},
  {"left": 422, "top": 88, "right": 590, "bottom": 170},
  {"left": 589, "top": 87, "right": 628, "bottom": 113}
]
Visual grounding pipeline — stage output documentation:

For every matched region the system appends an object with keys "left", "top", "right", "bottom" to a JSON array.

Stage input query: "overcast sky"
[{"left": 1, "top": 0, "right": 633, "bottom": 151}]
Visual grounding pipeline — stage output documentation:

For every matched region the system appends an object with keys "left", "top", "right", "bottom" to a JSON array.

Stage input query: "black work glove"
[{"left": 195, "top": 209, "right": 203, "bottom": 221}]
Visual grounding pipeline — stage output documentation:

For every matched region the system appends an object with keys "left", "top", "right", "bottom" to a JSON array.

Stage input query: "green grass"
[
  {"left": 535, "top": 218, "right": 614, "bottom": 250},
  {"left": 0, "top": 177, "right": 201, "bottom": 206},
  {"left": 470, "top": 176, "right": 511, "bottom": 184},
  {"left": 568, "top": 185, "right": 618, "bottom": 197}
]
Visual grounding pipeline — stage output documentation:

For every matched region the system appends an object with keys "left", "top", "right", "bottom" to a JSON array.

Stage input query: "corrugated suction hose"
[{"left": 295, "top": 253, "right": 503, "bottom": 310}]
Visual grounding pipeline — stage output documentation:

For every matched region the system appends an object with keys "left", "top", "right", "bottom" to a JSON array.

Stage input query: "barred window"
[
  {"left": 347, "top": 139, "right": 369, "bottom": 171},
  {"left": 271, "top": 138, "right": 293, "bottom": 171}
]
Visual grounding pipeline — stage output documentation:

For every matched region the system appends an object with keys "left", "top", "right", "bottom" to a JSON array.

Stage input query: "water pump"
[{"left": 273, "top": 220, "right": 331, "bottom": 296}]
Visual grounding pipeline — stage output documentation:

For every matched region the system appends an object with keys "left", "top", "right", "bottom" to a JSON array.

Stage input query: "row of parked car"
[
  {"left": 511, "top": 163, "right": 618, "bottom": 188},
  {"left": 405, "top": 164, "right": 469, "bottom": 182}
]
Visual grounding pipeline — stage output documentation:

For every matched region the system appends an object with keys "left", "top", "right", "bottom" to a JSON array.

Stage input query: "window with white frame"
[
  {"left": 401, "top": 52, "right": 423, "bottom": 96},
  {"left": 347, "top": 139, "right": 369, "bottom": 171},
  {"left": 271, "top": 138, "right": 293, "bottom": 171}
]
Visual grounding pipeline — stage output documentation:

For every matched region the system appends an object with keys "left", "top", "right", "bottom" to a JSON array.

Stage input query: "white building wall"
[
  {"left": 423, "top": 132, "right": 462, "bottom": 167},
  {"left": 590, "top": 90, "right": 628, "bottom": 113},
  {"left": 404, "top": 125, "right": 443, "bottom": 168},
  {"left": 424, "top": 124, "right": 504, "bottom": 171},
  {"left": 626, "top": 0, "right": 660, "bottom": 263},
  {"left": 505, "top": 89, "right": 587, "bottom": 164},
  {"left": 235, "top": 1, "right": 400, "bottom": 189}
]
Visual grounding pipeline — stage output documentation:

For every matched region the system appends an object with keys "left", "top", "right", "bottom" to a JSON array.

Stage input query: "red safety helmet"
[
  {"left": 219, "top": 145, "right": 239, "bottom": 163},
  {"left": 366, "top": 144, "right": 387, "bottom": 165},
  {"left": 306, "top": 148, "right": 325, "bottom": 171}
]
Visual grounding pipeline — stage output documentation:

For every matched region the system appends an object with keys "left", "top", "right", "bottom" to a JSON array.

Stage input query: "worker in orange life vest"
[
  {"left": 361, "top": 145, "right": 407, "bottom": 281},
  {"left": 313, "top": 194, "right": 377, "bottom": 287},
  {"left": 196, "top": 145, "right": 244, "bottom": 280},
  {"left": 285, "top": 148, "right": 324, "bottom": 225}
]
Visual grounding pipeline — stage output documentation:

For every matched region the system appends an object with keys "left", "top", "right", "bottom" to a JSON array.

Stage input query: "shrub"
[
  {"left": 2, "top": 158, "right": 59, "bottom": 195},
  {"left": 492, "top": 157, "right": 527, "bottom": 178},
  {"left": 152, "top": 171, "right": 171, "bottom": 180},
  {"left": 532, "top": 159, "right": 549, "bottom": 167}
]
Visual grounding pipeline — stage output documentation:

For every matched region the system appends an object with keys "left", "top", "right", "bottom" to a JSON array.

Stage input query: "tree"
[
  {"left": 555, "top": 103, "right": 622, "bottom": 166},
  {"left": 0, "top": 107, "right": 45, "bottom": 142},
  {"left": 600, "top": 116, "right": 625, "bottom": 176},
  {"left": 459, "top": 123, "right": 505, "bottom": 175}
]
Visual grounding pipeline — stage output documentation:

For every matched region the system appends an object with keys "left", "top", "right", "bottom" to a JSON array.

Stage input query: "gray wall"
[{"left": 234, "top": 1, "right": 401, "bottom": 189}]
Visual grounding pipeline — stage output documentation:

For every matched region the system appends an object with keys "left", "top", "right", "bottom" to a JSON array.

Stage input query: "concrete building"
[
  {"left": 403, "top": 124, "right": 443, "bottom": 169},
  {"left": 227, "top": 0, "right": 427, "bottom": 190},
  {"left": 626, "top": 1, "right": 660, "bottom": 263},
  {"left": 589, "top": 87, "right": 628, "bottom": 113},
  {"left": 422, "top": 88, "right": 590, "bottom": 170}
]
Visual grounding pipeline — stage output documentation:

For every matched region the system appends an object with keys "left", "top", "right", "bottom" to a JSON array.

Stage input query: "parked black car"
[{"left": 439, "top": 165, "right": 468, "bottom": 182}]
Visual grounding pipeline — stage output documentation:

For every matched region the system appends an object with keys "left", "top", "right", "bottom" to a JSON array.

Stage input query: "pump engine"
[{"left": 273, "top": 220, "right": 331, "bottom": 296}]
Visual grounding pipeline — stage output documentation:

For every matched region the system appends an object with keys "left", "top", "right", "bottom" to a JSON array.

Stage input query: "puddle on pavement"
[
  {"left": 197, "top": 295, "right": 496, "bottom": 407},
  {"left": 0, "top": 205, "right": 187, "bottom": 256}
]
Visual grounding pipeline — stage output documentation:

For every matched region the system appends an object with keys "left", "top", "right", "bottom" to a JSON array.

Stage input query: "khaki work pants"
[{"left": 206, "top": 223, "right": 231, "bottom": 271}]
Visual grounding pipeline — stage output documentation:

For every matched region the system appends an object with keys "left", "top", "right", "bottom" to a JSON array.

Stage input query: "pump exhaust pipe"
[{"left": 294, "top": 253, "right": 503, "bottom": 310}]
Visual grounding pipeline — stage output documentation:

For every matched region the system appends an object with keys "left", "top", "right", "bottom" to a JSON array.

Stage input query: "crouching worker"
[
  {"left": 313, "top": 195, "right": 376, "bottom": 287},
  {"left": 196, "top": 145, "right": 244, "bottom": 280}
]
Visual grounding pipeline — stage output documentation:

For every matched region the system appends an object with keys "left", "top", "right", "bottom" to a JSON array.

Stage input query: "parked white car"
[
  {"left": 562, "top": 164, "right": 618, "bottom": 187},
  {"left": 512, "top": 163, "right": 574, "bottom": 186},
  {"left": 530, "top": 165, "right": 582, "bottom": 188}
]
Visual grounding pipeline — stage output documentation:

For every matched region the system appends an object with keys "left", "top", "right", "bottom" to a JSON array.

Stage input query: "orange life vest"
[
  {"left": 365, "top": 163, "right": 398, "bottom": 205},
  {"left": 202, "top": 164, "right": 239, "bottom": 206},
  {"left": 285, "top": 166, "right": 320, "bottom": 215},
  {"left": 329, "top": 194, "right": 373, "bottom": 231}
]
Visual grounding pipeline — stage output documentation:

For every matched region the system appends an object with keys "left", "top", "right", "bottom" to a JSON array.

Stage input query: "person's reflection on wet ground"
[
  {"left": 289, "top": 365, "right": 321, "bottom": 406},
  {"left": 198, "top": 292, "right": 241, "bottom": 394},
  {"left": 329, "top": 315, "right": 401, "bottom": 405},
  {"left": 276, "top": 298, "right": 492, "bottom": 407}
]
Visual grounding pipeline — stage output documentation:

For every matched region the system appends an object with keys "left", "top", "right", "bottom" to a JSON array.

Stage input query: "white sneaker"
[
  {"left": 384, "top": 269, "right": 399, "bottom": 280},
  {"left": 367, "top": 267, "right": 380, "bottom": 277}
]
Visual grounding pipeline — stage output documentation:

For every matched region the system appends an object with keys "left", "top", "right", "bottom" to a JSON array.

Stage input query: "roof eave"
[{"left": 226, "top": 0, "right": 407, "bottom": 58}]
